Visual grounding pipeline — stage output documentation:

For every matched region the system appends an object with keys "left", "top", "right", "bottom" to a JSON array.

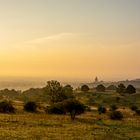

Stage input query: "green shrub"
[
  {"left": 24, "top": 101, "right": 37, "bottom": 112},
  {"left": 0, "top": 100, "right": 15, "bottom": 113},
  {"left": 98, "top": 105, "right": 106, "bottom": 114},
  {"left": 109, "top": 111, "right": 123, "bottom": 120}
]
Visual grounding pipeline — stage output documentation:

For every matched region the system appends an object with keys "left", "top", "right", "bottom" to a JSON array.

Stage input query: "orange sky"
[{"left": 0, "top": 0, "right": 140, "bottom": 81}]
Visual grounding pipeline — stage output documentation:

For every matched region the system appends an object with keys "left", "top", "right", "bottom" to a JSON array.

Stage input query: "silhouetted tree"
[
  {"left": 63, "top": 85, "right": 74, "bottom": 98},
  {"left": 46, "top": 99, "right": 85, "bottom": 120},
  {"left": 64, "top": 99, "right": 85, "bottom": 120},
  {"left": 45, "top": 80, "right": 72, "bottom": 103},
  {"left": 116, "top": 84, "right": 126, "bottom": 93},
  {"left": 81, "top": 85, "right": 90, "bottom": 92},
  {"left": 125, "top": 85, "right": 136, "bottom": 94},
  {"left": 96, "top": 84, "right": 106, "bottom": 92},
  {"left": 0, "top": 100, "right": 15, "bottom": 113}
]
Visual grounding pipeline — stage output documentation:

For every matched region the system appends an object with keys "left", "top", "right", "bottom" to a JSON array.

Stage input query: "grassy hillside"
[
  {"left": 0, "top": 88, "right": 139, "bottom": 139},
  {"left": 75, "top": 90, "right": 140, "bottom": 107}
]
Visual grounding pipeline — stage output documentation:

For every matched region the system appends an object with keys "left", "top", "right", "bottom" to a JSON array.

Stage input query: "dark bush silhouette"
[
  {"left": 46, "top": 102, "right": 66, "bottom": 114},
  {"left": 62, "top": 85, "right": 74, "bottom": 99},
  {"left": 110, "top": 104, "right": 118, "bottom": 111},
  {"left": 109, "top": 111, "right": 123, "bottom": 120},
  {"left": 46, "top": 99, "right": 85, "bottom": 120},
  {"left": 63, "top": 85, "right": 73, "bottom": 92},
  {"left": 130, "top": 105, "right": 138, "bottom": 111},
  {"left": 64, "top": 99, "right": 85, "bottom": 120},
  {"left": 135, "top": 109, "right": 140, "bottom": 116},
  {"left": 24, "top": 101, "right": 37, "bottom": 112},
  {"left": 81, "top": 85, "right": 90, "bottom": 92},
  {"left": 116, "top": 84, "right": 126, "bottom": 93},
  {"left": 98, "top": 105, "right": 106, "bottom": 114},
  {"left": 0, "top": 100, "right": 15, "bottom": 113},
  {"left": 96, "top": 84, "right": 106, "bottom": 92},
  {"left": 107, "top": 85, "right": 117, "bottom": 90},
  {"left": 126, "top": 85, "right": 136, "bottom": 94}
]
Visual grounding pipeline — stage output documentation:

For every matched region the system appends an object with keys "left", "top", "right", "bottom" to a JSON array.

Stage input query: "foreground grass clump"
[
  {"left": 0, "top": 100, "right": 15, "bottom": 113},
  {"left": 24, "top": 101, "right": 37, "bottom": 112},
  {"left": 109, "top": 111, "right": 123, "bottom": 120}
]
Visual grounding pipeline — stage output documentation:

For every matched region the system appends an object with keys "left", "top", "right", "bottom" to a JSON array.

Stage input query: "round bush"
[
  {"left": 98, "top": 106, "right": 106, "bottom": 114},
  {"left": 109, "top": 111, "right": 123, "bottom": 120},
  {"left": 0, "top": 100, "right": 15, "bottom": 113},
  {"left": 130, "top": 105, "right": 138, "bottom": 111},
  {"left": 81, "top": 85, "right": 90, "bottom": 92},
  {"left": 96, "top": 84, "right": 106, "bottom": 92},
  {"left": 24, "top": 101, "right": 37, "bottom": 112}
]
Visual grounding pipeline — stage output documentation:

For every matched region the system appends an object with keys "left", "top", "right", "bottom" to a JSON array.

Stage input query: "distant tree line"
[{"left": 80, "top": 83, "right": 136, "bottom": 94}]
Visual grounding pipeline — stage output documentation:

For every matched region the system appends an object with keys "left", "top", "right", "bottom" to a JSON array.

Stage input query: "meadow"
[
  {"left": 0, "top": 109, "right": 140, "bottom": 140},
  {"left": 0, "top": 88, "right": 140, "bottom": 140}
]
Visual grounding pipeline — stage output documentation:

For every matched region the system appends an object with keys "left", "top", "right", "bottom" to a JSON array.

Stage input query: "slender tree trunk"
[{"left": 70, "top": 110, "right": 76, "bottom": 120}]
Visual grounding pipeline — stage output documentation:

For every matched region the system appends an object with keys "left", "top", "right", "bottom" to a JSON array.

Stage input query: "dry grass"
[{"left": 0, "top": 110, "right": 139, "bottom": 140}]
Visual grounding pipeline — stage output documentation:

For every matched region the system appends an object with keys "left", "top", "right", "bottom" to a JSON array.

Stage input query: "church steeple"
[{"left": 95, "top": 76, "right": 98, "bottom": 83}]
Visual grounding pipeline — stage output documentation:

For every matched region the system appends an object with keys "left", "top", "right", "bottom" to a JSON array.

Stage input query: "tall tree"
[{"left": 126, "top": 85, "right": 136, "bottom": 94}]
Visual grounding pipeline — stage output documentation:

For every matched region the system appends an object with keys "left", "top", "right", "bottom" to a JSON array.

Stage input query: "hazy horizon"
[{"left": 0, "top": 0, "right": 140, "bottom": 81}]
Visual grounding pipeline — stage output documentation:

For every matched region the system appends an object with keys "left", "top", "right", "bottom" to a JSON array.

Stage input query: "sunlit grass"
[{"left": 0, "top": 110, "right": 139, "bottom": 140}]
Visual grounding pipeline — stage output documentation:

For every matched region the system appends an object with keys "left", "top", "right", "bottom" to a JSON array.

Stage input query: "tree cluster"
[
  {"left": 45, "top": 80, "right": 74, "bottom": 103},
  {"left": 45, "top": 80, "right": 85, "bottom": 120},
  {"left": 46, "top": 99, "right": 85, "bottom": 120},
  {"left": 116, "top": 84, "right": 136, "bottom": 94},
  {"left": 96, "top": 84, "right": 106, "bottom": 92}
]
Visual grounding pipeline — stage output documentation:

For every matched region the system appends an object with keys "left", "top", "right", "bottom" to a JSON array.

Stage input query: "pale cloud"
[{"left": 26, "top": 33, "right": 78, "bottom": 44}]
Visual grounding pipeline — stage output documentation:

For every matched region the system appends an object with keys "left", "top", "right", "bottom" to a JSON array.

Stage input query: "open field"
[
  {"left": 0, "top": 88, "right": 140, "bottom": 139},
  {"left": 0, "top": 109, "right": 139, "bottom": 140}
]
